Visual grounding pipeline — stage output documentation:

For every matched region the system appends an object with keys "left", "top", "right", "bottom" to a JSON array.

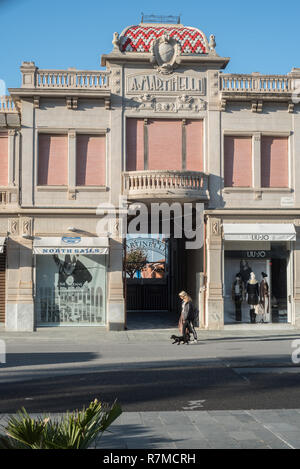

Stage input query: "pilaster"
[
  {"left": 107, "top": 237, "right": 125, "bottom": 331},
  {"left": 206, "top": 217, "right": 224, "bottom": 329}
]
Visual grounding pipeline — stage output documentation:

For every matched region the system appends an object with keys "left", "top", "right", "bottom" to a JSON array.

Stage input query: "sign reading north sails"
[
  {"left": 33, "top": 237, "right": 109, "bottom": 255},
  {"left": 127, "top": 74, "right": 205, "bottom": 94}
]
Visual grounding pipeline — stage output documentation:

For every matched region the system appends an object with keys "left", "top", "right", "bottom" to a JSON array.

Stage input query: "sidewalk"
[{"left": 1, "top": 409, "right": 299, "bottom": 449}]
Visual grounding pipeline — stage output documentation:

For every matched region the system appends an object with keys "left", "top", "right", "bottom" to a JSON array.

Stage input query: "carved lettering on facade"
[{"left": 127, "top": 74, "right": 205, "bottom": 95}]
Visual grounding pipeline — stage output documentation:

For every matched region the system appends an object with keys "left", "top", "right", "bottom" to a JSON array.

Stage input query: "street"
[{"left": 0, "top": 327, "right": 300, "bottom": 413}]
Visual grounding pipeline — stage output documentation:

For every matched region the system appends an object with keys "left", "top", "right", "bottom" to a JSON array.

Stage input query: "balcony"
[
  {"left": 9, "top": 62, "right": 111, "bottom": 108},
  {"left": 0, "top": 187, "right": 19, "bottom": 207},
  {"left": 0, "top": 96, "right": 20, "bottom": 127},
  {"left": 220, "top": 73, "right": 296, "bottom": 111},
  {"left": 122, "top": 170, "right": 209, "bottom": 202}
]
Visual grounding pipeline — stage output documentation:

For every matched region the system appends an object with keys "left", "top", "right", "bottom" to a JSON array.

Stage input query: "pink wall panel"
[
  {"left": 185, "top": 120, "right": 203, "bottom": 171},
  {"left": 126, "top": 119, "right": 144, "bottom": 171},
  {"left": 148, "top": 119, "right": 182, "bottom": 170},
  {"left": 76, "top": 135, "right": 106, "bottom": 186},
  {"left": 224, "top": 136, "right": 252, "bottom": 187},
  {"left": 38, "top": 134, "right": 68, "bottom": 185},
  {"left": 0, "top": 134, "right": 8, "bottom": 186},
  {"left": 261, "top": 136, "right": 288, "bottom": 188}
]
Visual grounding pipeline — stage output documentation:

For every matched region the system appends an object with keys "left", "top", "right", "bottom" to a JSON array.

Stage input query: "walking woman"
[{"left": 178, "top": 291, "right": 198, "bottom": 344}]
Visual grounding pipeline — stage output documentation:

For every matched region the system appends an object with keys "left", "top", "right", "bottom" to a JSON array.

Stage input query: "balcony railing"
[
  {"left": 0, "top": 96, "right": 17, "bottom": 112},
  {"left": 221, "top": 74, "right": 293, "bottom": 94},
  {"left": 0, "top": 188, "right": 19, "bottom": 206},
  {"left": 123, "top": 170, "right": 209, "bottom": 200},
  {"left": 35, "top": 69, "right": 110, "bottom": 89}
]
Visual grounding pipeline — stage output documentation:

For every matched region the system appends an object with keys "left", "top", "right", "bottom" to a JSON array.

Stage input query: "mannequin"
[
  {"left": 232, "top": 273, "right": 244, "bottom": 322},
  {"left": 260, "top": 272, "right": 270, "bottom": 323},
  {"left": 239, "top": 260, "right": 252, "bottom": 288},
  {"left": 247, "top": 272, "right": 259, "bottom": 324}
]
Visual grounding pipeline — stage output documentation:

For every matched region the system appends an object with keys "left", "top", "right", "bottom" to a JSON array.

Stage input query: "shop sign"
[
  {"left": 127, "top": 73, "right": 205, "bottom": 94},
  {"left": 225, "top": 250, "right": 288, "bottom": 259}
]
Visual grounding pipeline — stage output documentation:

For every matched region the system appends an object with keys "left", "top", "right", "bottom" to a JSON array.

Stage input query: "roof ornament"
[
  {"left": 150, "top": 33, "right": 181, "bottom": 75},
  {"left": 209, "top": 34, "right": 217, "bottom": 55},
  {"left": 112, "top": 32, "right": 120, "bottom": 51}
]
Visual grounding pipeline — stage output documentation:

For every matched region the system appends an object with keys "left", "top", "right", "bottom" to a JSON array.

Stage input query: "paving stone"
[
  {"left": 174, "top": 439, "right": 212, "bottom": 449},
  {"left": 229, "top": 430, "right": 261, "bottom": 441}
]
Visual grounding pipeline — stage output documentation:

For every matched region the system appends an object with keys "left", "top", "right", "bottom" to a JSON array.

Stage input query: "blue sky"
[{"left": 1, "top": 0, "right": 300, "bottom": 91}]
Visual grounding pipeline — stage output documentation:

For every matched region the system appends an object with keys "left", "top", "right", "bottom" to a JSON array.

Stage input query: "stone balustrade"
[
  {"left": 123, "top": 170, "right": 209, "bottom": 200},
  {"left": 0, "top": 96, "right": 16, "bottom": 112},
  {"left": 221, "top": 74, "right": 292, "bottom": 94},
  {"left": 35, "top": 69, "right": 110, "bottom": 89},
  {"left": 0, "top": 188, "right": 19, "bottom": 206}
]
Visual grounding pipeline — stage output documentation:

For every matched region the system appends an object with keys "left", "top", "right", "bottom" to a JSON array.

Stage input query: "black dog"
[{"left": 170, "top": 334, "right": 190, "bottom": 345}]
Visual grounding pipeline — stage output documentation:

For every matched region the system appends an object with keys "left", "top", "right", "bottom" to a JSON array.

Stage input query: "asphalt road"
[
  {"left": 1, "top": 328, "right": 300, "bottom": 413},
  {"left": 2, "top": 360, "right": 300, "bottom": 413}
]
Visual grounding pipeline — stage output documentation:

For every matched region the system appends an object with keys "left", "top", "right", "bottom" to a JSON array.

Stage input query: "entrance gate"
[{"left": 125, "top": 236, "right": 170, "bottom": 312}]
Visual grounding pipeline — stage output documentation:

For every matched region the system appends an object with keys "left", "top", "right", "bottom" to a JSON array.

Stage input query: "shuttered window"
[
  {"left": 126, "top": 119, "right": 144, "bottom": 171},
  {"left": 261, "top": 136, "right": 288, "bottom": 188},
  {"left": 224, "top": 136, "right": 252, "bottom": 187},
  {"left": 148, "top": 119, "right": 182, "bottom": 170},
  {"left": 0, "top": 133, "right": 8, "bottom": 186},
  {"left": 185, "top": 120, "right": 203, "bottom": 171},
  {"left": 38, "top": 134, "right": 68, "bottom": 185},
  {"left": 126, "top": 118, "right": 203, "bottom": 171},
  {"left": 76, "top": 134, "right": 106, "bottom": 186}
]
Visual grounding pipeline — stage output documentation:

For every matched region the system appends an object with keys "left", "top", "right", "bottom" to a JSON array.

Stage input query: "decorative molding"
[
  {"left": 33, "top": 96, "right": 40, "bottom": 108},
  {"left": 10, "top": 218, "right": 19, "bottom": 236},
  {"left": 149, "top": 33, "right": 181, "bottom": 75},
  {"left": 288, "top": 102, "right": 295, "bottom": 113},
  {"left": 22, "top": 218, "right": 32, "bottom": 237},
  {"left": 68, "top": 188, "right": 76, "bottom": 200},
  {"left": 112, "top": 69, "right": 121, "bottom": 94},
  {"left": 130, "top": 94, "right": 206, "bottom": 113}
]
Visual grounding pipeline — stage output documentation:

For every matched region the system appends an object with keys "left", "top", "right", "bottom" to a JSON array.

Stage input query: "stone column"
[
  {"left": 107, "top": 236, "right": 125, "bottom": 331},
  {"left": 206, "top": 217, "right": 224, "bottom": 329},
  {"left": 6, "top": 225, "right": 34, "bottom": 331}
]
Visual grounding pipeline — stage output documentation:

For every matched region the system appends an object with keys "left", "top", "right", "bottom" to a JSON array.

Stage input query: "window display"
[
  {"left": 35, "top": 254, "right": 106, "bottom": 325},
  {"left": 224, "top": 243, "right": 290, "bottom": 324}
]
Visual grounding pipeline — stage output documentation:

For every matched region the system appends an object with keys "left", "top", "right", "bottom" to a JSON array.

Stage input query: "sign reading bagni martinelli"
[{"left": 127, "top": 73, "right": 205, "bottom": 95}]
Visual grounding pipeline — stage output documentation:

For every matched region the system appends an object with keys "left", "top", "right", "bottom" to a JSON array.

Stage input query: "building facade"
[{"left": 1, "top": 20, "right": 300, "bottom": 331}]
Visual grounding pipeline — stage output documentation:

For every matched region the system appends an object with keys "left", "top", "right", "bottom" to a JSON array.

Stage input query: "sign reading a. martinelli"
[{"left": 127, "top": 73, "right": 205, "bottom": 95}]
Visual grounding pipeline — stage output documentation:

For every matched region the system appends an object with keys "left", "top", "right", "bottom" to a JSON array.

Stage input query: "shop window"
[
  {"left": 224, "top": 136, "right": 252, "bottom": 187},
  {"left": 261, "top": 136, "right": 288, "bottom": 188},
  {"left": 38, "top": 134, "right": 68, "bottom": 186},
  {"left": 0, "top": 133, "right": 8, "bottom": 186},
  {"left": 76, "top": 134, "right": 106, "bottom": 186}
]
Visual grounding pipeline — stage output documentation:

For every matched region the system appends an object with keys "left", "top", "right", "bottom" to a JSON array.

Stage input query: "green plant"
[{"left": 0, "top": 399, "right": 122, "bottom": 449}]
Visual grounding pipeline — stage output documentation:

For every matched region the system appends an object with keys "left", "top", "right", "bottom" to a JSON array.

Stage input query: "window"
[
  {"left": 224, "top": 136, "right": 252, "bottom": 187},
  {"left": 38, "top": 134, "right": 68, "bottom": 185},
  {"left": 261, "top": 136, "right": 288, "bottom": 188},
  {"left": 76, "top": 134, "right": 106, "bottom": 186},
  {"left": 0, "top": 133, "right": 8, "bottom": 186},
  {"left": 126, "top": 118, "right": 203, "bottom": 171}
]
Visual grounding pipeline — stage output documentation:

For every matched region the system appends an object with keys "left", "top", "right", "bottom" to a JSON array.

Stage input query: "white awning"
[
  {"left": 0, "top": 237, "right": 6, "bottom": 254},
  {"left": 33, "top": 236, "right": 109, "bottom": 255},
  {"left": 223, "top": 224, "right": 296, "bottom": 242}
]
